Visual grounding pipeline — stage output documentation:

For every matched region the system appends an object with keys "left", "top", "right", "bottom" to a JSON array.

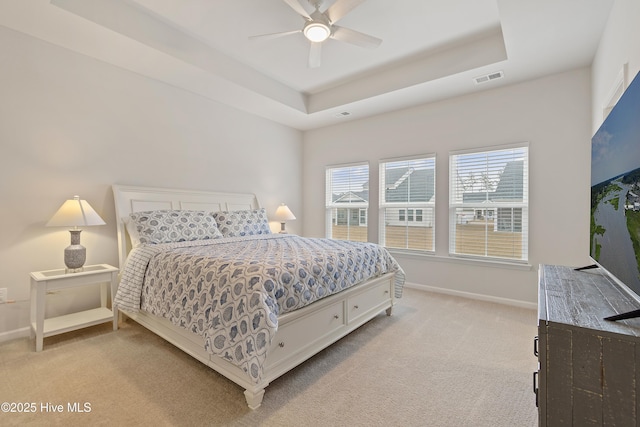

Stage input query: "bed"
[{"left": 112, "top": 184, "right": 405, "bottom": 409}]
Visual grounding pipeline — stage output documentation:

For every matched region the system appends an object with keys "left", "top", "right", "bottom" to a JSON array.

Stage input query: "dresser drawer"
[
  {"left": 347, "top": 279, "right": 392, "bottom": 323},
  {"left": 266, "top": 299, "right": 345, "bottom": 368}
]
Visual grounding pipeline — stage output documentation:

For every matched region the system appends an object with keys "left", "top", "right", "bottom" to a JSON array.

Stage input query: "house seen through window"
[
  {"left": 379, "top": 155, "right": 435, "bottom": 252},
  {"left": 449, "top": 144, "right": 529, "bottom": 261},
  {"left": 325, "top": 163, "right": 369, "bottom": 242}
]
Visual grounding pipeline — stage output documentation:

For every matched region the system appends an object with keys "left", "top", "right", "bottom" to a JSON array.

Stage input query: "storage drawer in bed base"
[{"left": 263, "top": 274, "right": 394, "bottom": 378}]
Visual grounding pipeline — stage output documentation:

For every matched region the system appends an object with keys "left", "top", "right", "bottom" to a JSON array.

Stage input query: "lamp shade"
[
  {"left": 46, "top": 195, "right": 106, "bottom": 227},
  {"left": 274, "top": 204, "right": 296, "bottom": 221}
]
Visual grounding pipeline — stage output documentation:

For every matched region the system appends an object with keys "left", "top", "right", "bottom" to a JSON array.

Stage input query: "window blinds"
[
  {"left": 449, "top": 144, "right": 528, "bottom": 261},
  {"left": 325, "top": 163, "right": 369, "bottom": 242},
  {"left": 379, "top": 156, "right": 435, "bottom": 252}
]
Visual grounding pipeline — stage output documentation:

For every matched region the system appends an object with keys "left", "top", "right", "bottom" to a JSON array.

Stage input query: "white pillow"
[{"left": 123, "top": 216, "right": 142, "bottom": 248}]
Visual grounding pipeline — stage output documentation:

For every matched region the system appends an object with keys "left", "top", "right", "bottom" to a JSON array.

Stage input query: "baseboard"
[
  {"left": 404, "top": 282, "right": 537, "bottom": 310},
  {"left": 0, "top": 326, "right": 30, "bottom": 344}
]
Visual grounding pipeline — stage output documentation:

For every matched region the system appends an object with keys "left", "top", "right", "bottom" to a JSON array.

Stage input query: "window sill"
[{"left": 387, "top": 249, "right": 533, "bottom": 271}]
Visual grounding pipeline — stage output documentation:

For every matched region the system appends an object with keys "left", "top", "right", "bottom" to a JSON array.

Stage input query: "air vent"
[{"left": 473, "top": 71, "right": 504, "bottom": 85}]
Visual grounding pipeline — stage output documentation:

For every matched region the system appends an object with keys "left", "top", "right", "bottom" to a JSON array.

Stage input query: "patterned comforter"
[{"left": 114, "top": 234, "right": 404, "bottom": 383}]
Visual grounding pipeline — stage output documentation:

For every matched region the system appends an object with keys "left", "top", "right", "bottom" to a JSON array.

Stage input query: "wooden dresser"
[{"left": 536, "top": 264, "right": 640, "bottom": 426}]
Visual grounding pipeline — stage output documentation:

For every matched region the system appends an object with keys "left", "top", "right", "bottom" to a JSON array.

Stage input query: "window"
[
  {"left": 359, "top": 209, "right": 367, "bottom": 226},
  {"left": 379, "top": 155, "right": 435, "bottom": 252},
  {"left": 449, "top": 144, "right": 529, "bottom": 261},
  {"left": 326, "top": 163, "right": 369, "bottom": 242}
]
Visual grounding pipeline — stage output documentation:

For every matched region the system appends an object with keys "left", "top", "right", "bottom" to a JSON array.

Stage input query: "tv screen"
[{"left": 591, "top": 70, "right": 640, "bottom": 319}]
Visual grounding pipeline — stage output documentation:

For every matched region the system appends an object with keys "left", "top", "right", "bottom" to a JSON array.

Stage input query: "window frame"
[
  {"left": 379, "top": 154, "right": 436, "bottom": 254},
  {"left": 325, "top": 162, "right": 370, "bottom": 242},
  {"left": 448, "top": 142, "right": 529, "bottom": 263}
]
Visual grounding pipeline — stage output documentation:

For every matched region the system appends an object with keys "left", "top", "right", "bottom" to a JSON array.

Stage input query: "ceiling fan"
[{"left": 250, "top": 0, "right": 382, "bottom": 68}]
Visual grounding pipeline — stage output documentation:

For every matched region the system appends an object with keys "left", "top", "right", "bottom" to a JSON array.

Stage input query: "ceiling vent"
[
  {"left": 473, "top": 71, "right": 504, "bottom": 85},
  {"left": 334, "top": 111, "right": 351, "bottom": 118}
]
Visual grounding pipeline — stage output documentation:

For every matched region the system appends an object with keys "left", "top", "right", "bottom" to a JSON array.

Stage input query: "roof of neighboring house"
[
  {"left": 333, "top": 191, "right": 368, "bottom": 203},
  {"left": 462, "top": 160, "right": 524, "bottom": 203},
  {"left": 332, "top": 167, "right": 435, "bottom": 204},
  {"left": 385, "top": 167, "right": 435, "bottom": 202}
]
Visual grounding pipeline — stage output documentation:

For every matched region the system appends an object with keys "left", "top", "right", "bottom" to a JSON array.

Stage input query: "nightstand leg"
[
  {"left": 29, "top": 279, "right": 36, "bottom": 340},
  {"left": 113, "top": 307, "right": 119, "bottom": 330},
  {"left": 100, "top": 282, "right": 107, "bottom": 309},
  {"left": 35, "top": 283, "right": 45, "bottom": 352},
  {"left": 110, "top": 271, "right": 118, "bottom": 331}
]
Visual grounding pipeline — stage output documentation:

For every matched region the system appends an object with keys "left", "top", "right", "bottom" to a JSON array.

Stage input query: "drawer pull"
[
  {"left": 384, "top": 290, "right": 389, "bottom": 294},
  {"left": 533, "top": 371, "right": 539, "bottom": 407},
  {"left": 333, "top": 314, "right": 339, "bottom": 319},
  {"left": 353, "top": 305, "right": 359, "bottom": 310},
  {"left": 278, "top": 342, "right": 285, "bottom": 348}
]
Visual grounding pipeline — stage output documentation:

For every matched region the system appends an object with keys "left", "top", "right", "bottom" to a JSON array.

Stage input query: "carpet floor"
[{"left": 0, "top": 288, "right": 538, "bottom": 426}]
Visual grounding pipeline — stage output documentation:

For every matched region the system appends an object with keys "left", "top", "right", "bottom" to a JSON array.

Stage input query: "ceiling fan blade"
[
  {"left": 325, "top": 0, "right": 367, "bottom": 24},
  {"left": 331, "top": 26, "right": 382, "bottom": 48},
  {"left": 308, "top": 42, "right": 322, "bottom": 68},
  {"left": 249, "top": 29, "right": 301, "bottom": 41},
  {"left": 282, "top": 0, "right": 311, "bottom": 19}
]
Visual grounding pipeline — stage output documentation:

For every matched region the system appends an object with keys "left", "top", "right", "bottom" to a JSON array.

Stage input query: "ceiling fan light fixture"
[{"left": 304, "top": 22, "right": 331, "bottom": 42}]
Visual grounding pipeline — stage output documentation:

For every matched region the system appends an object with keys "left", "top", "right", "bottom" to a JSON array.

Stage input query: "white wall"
[
  {"left": 0, "top": 26, "right": 302, "bottom": 336},
  {"left": 592, "top": 0, "right": 640, "bottom": 132},
  {"left": 303, "top": 68, "right": 593, "bottom": 305}
]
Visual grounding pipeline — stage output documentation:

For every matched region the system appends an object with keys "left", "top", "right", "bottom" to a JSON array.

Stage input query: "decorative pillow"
[
  {"left": 213, "top": 208, "right": 272, "bottom": 238},
  {"left": 127, "top": 210, "right": 223, "bottom": 246}
]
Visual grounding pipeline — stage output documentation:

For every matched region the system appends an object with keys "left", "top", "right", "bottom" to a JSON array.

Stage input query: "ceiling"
[{"left": 0, "top": 0, "right": 614, "bottom": 130}]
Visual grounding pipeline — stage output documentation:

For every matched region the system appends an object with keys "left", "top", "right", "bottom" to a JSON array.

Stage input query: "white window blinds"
[
  {"left": 379, "top": 156, "right": 435, "bottom": 252},
  {"left": 449, "top": 144, "right": 528, "bottom": 261},
  {"left": 325, "top": 163, "right": 369, "bottom": 242}
]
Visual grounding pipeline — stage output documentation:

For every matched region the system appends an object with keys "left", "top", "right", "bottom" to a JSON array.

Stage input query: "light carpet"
[{"left": 0, "top": 288, "right": 538, "bottom": 426}]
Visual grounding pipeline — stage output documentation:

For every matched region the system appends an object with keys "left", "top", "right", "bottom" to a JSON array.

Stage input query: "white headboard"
[{"left": 112, "top": 184, "right": 260, "bottom": 268}]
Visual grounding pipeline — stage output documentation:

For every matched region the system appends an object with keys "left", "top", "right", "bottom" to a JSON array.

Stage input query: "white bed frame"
[{"left": 112, "top": 184, "right": 397, "bottom": 409}]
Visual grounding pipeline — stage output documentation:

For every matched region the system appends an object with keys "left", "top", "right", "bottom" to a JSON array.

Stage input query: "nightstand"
[{"left": 29, "top": 264, "right": 119, "bottom": 351}]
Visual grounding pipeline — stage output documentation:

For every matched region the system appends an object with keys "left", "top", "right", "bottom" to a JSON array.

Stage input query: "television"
[{"left": 590, "top": 70, "right": 640, "bottom": 321}]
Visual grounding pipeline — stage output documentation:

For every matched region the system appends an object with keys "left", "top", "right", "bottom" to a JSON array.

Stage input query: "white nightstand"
[{"left": 29, "top": 264, "right": 119, "bottom": 351}]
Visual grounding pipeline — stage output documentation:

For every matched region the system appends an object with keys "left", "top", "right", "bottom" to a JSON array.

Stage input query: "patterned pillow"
[
  {"left": 213, "top": 208, "right": 272, "bottom": 238},
  {"left": 127, "top": 210, "right": 223, "bottom": 246}
]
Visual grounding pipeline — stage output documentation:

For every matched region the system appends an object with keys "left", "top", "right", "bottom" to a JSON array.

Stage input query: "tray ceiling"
[{"left": 0, "top": 0, "right": 613, "bottom": 130}]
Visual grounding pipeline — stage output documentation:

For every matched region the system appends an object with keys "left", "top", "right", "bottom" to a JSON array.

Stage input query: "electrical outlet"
[{"left": 0, "top": 288, "right": 7, "bottom": 304}]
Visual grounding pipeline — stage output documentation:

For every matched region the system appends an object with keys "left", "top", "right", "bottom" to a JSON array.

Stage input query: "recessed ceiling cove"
[{"left": 0, "top": 0, "right": 614, "bottom": 130}]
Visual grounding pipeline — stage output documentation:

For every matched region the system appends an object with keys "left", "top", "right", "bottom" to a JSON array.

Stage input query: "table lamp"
[
  {"left": 46, "top": 195, "right": 106, "bottom": 272},
  {"left": 274, "top": 203, "right": 296, "bottom": 234}
]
